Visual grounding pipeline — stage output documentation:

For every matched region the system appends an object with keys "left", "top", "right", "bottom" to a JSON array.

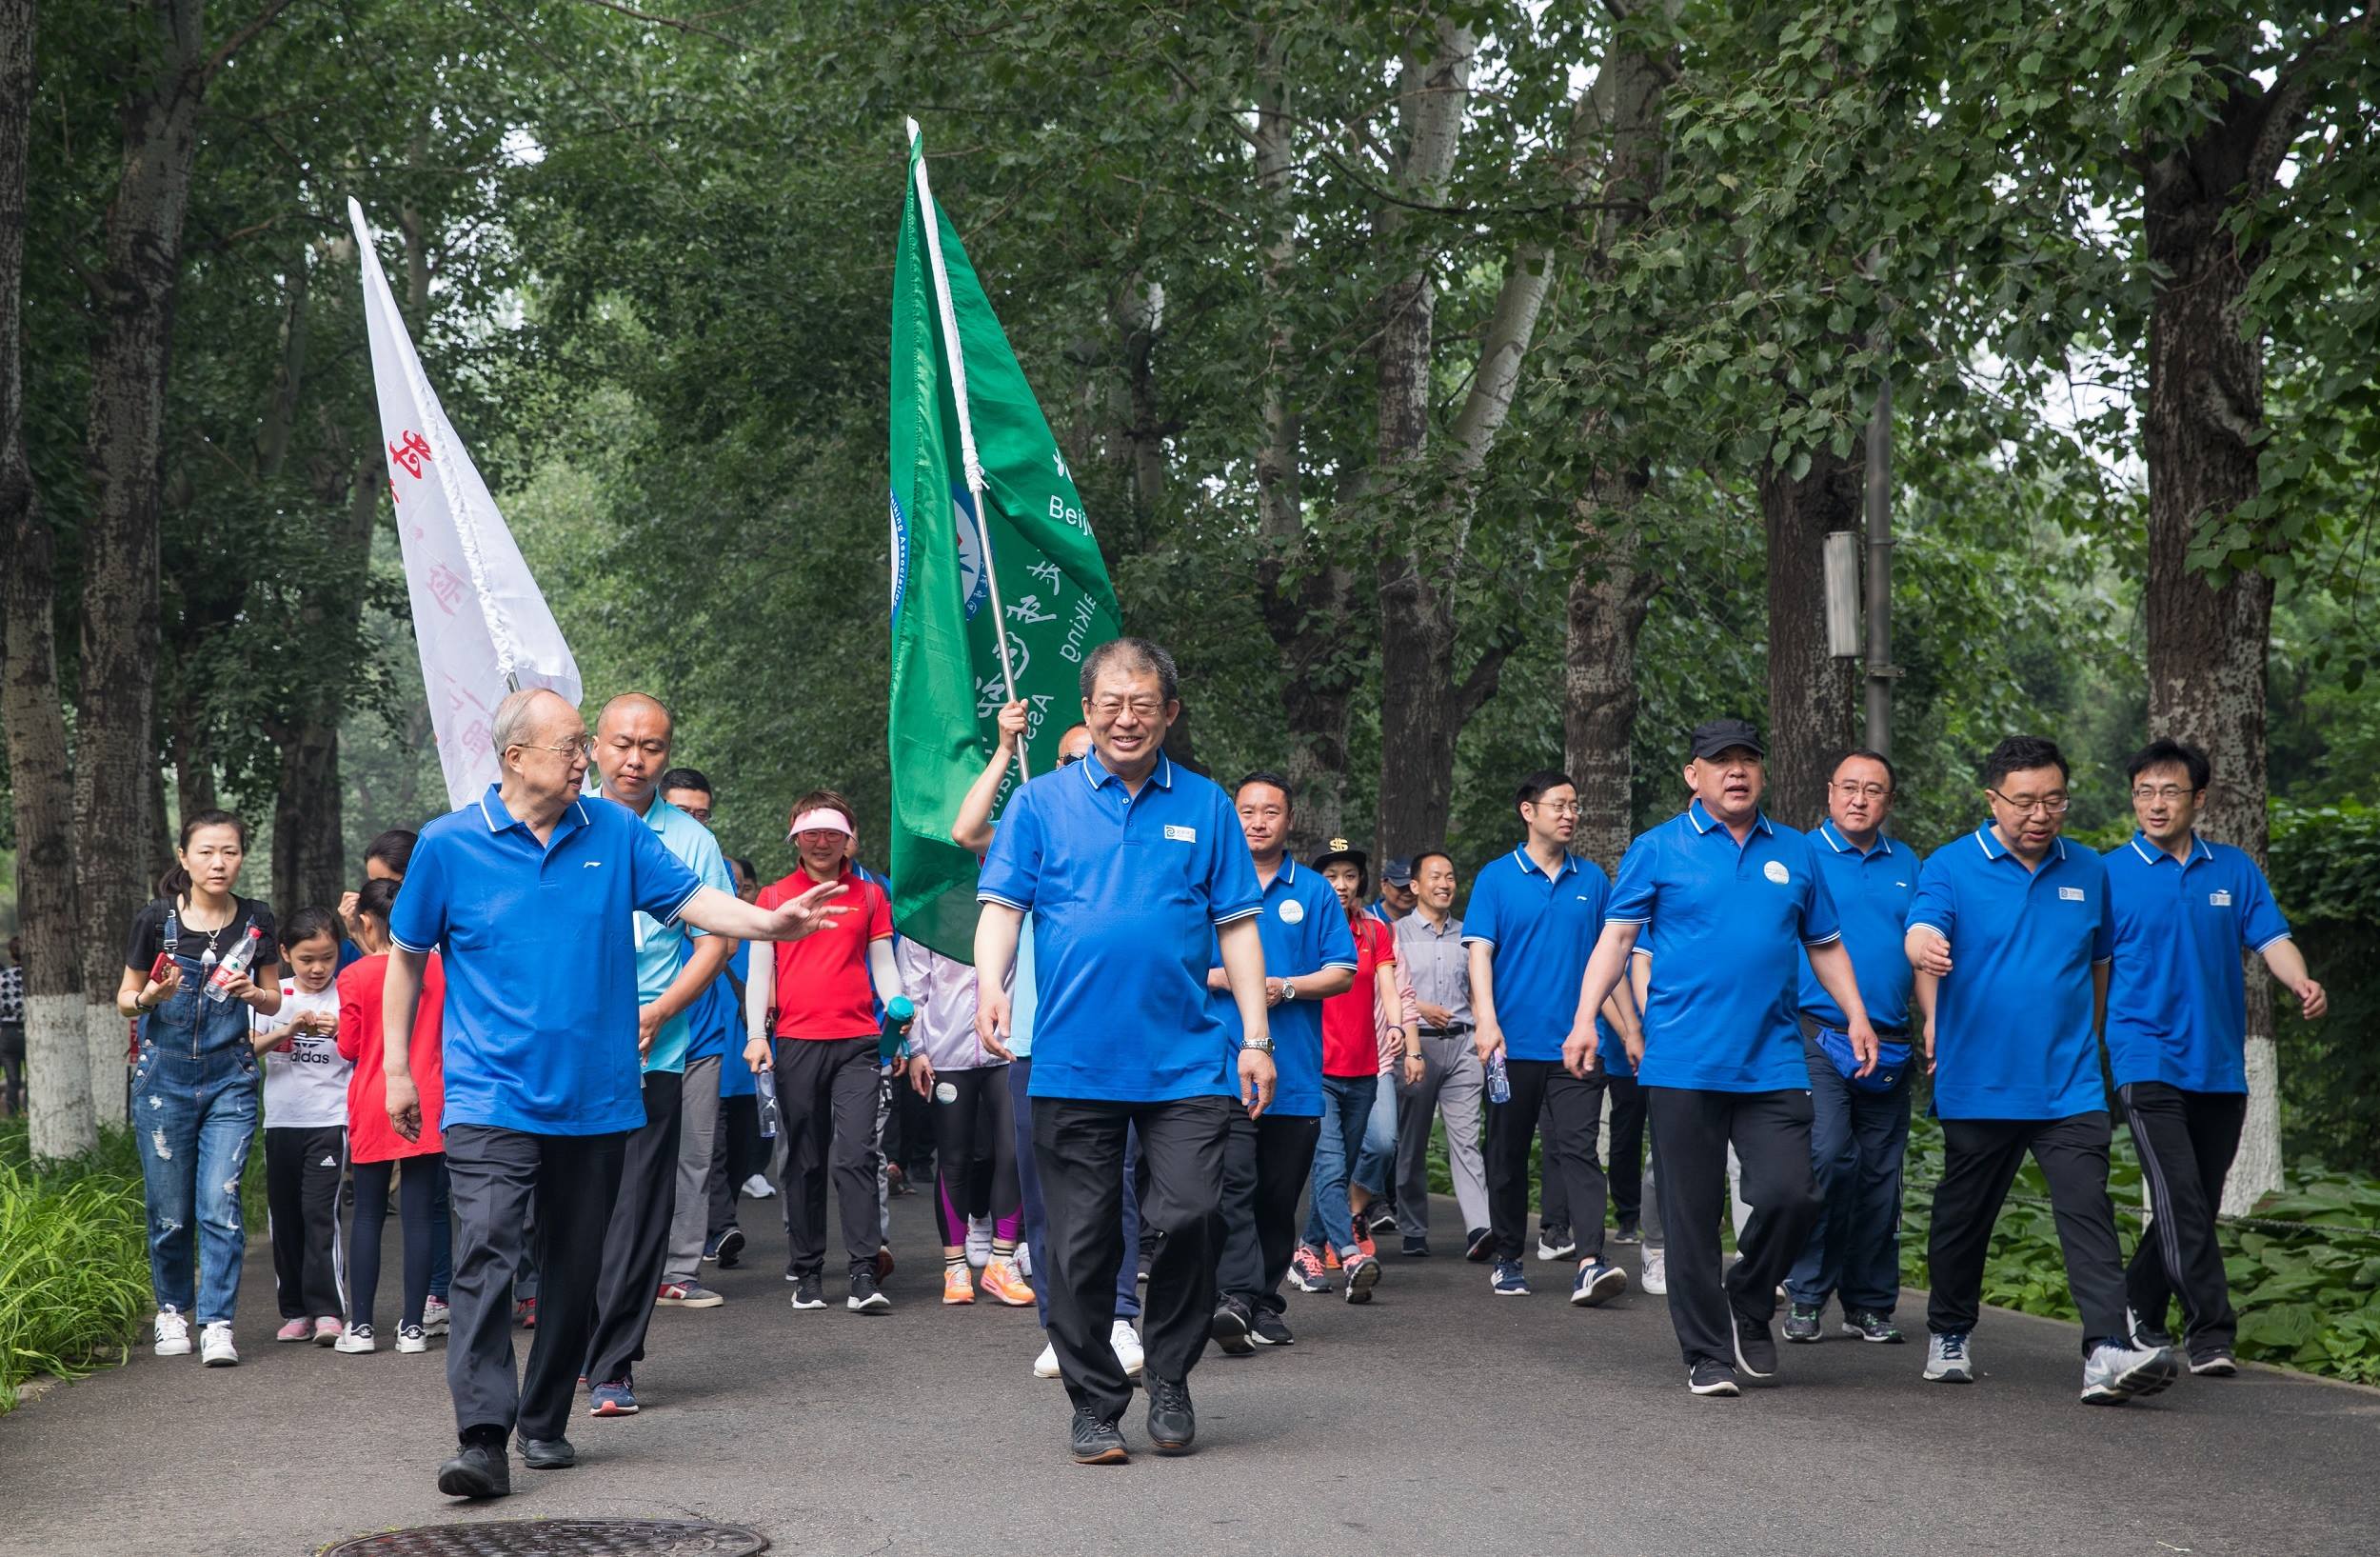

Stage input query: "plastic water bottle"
[
  {"left": 203, "top": 926, "right": 264, "bottom": 1004},
  {"left": 755, "top": 1068, "right": 780, "bottom": 1141},
  {"left": 878, "top": 995, "right": 916, "bottom": 1065},
  {"left": 1485, "top": 1048, "right": 1512, "bottom": 1105}
]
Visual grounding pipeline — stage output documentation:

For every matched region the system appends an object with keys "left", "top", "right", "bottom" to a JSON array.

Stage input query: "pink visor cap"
[{"left": 786, "top": 807, "right": 855, "bottom": 841}]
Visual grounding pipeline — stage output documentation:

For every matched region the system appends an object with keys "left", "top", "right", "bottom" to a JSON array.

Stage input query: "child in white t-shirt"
[{"left": 250, "top": 908, "right": 353, "bottom": 1346}]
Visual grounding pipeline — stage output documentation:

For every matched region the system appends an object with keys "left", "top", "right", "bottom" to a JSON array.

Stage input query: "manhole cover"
[{"left": 322, "top": 1520, "right": 767, "bottom": 1557}]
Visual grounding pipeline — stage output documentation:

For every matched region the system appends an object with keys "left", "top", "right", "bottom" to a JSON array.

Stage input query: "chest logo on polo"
[
  {"left": 2209, "top": 889, "right": 2233, "bottom": 907},
  {"left": 583, "top": 860, "right": 603, "bottom": 868},
  {"left": 1278, "top": 899, "right": 1305, "bottom": 925},
  {"left": 1762, "top": 861, "right": 1790, "bottom": 885},
  {"left": 2058, "top": 887, "right": 2084, "bottom": 901},
  {"left": 1163, "top": 825, "right": 1196, "bottom": 842}
]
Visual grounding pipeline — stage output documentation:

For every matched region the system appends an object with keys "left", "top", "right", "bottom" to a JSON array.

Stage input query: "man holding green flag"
[{"left": 888, "top": 119, "right": 1122, "bottom": 961}]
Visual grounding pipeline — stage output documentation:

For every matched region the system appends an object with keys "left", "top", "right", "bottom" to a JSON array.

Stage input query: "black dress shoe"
[
  {"left": 518, "top": 1435, "right": 576, "bottom": 1469},
  {"left": 436, "top": 1438, "right": 512, "bottom": 1498},
  {"left": 1069, "top": 1407, "right": 1128, "bottom": 1465},
  {"left": 1145, "top": 1377, "right": 1196, "bottom": 1454}
]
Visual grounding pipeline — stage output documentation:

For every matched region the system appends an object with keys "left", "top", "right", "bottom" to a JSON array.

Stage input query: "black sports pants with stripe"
[{"left": 2121, "top": 1081, "right": 2246, "bottom": 1355}]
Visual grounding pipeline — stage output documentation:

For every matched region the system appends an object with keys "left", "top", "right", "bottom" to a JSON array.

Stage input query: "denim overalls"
[{"left": 131, "top": 908, "right": 263, "bottom": 1325}]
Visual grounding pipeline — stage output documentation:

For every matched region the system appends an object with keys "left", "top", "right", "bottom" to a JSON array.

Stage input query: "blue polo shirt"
[
  {"left": 1607, "top": 802, "right": 1841, "bottom": 1092},
  {"left": 1908, "top": 826, "right": 2113, "bottom": 1119},
  {"left": 979, "top": 750, "right": 1263, "bottom": 1102},
  {"left": 1462, "top": 847, "right": 1615, "bottom": 1064},
  {"left": 1797, "top": 820, "right": 1920, "bottom": 1032},
  {"left": 606, "top": 791, "right": 734, "bottom": 1075},
  {"left": 1210, "top": 859, "right": 1359, "bottom": 1117},
  {"left": 391, "top": 784, "right": 705, "bottom": 1136},
  {"left": 2102, "top": 832, "right": 2291, "bottom": 1094},
  {"left": 711, "top": 941, "right": 756, "bottom": 1097}
]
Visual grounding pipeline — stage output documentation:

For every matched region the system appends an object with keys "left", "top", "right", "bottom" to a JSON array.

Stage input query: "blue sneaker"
[
  {"left": 587, "top": 1376, "right": 639, "bottom": 1416},
  {"left": 1570, "top": 1259, "right": 1628, "bottom": 1307},
  {"left": 1491, "top": 1260, "right": 1530, "bottom": 1296}
]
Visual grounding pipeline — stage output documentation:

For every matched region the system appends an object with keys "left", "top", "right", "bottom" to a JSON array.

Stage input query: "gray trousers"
[
  {"left": 663, "top": 1054, "right": 723, "bottom": 1285},
  {"left": 1395, "top": 1034, "right": 1490, "bottom": 1239}
]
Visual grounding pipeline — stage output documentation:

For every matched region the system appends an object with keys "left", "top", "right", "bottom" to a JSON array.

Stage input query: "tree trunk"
[
  {"left": 76, "top": 0, "right": 211, "bottom": 1123},
  {"left": 273, "top": 452, "right": 379, "bottom": 912},
  {"left": 2136, "top": 29, "right": 2347, "bottom": 1208},
  {"left": 1761, "top": 448, "right": 1860, "bottom": 829},
  {"left": 0, "top": 0, "right": 98, "bottom": 1161}
]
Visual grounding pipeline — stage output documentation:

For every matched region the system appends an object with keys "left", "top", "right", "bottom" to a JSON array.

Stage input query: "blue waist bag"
[{"left": 1815, "top": 1025, "right": 1911, "bottom": 1095}]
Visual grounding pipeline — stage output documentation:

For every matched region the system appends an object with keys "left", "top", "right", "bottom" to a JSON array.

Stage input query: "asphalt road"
[{"left": 4, "top": 1186, "right": 2376, "bottom": 1557}]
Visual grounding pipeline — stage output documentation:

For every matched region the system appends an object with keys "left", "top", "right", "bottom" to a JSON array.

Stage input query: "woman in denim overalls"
[{"left": 114, "top": 809, "right": 283, "bottom": 1366}]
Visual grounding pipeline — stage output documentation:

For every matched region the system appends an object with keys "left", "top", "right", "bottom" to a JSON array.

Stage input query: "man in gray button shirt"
[{"left": 1392, "top": 851, "right": 1493, "bottom": 1261}]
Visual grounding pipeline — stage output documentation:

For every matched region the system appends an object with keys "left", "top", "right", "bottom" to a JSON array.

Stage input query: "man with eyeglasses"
[
  {"left": 381, "top": 688, "right": 847, "bottom": 1498},
  {"left": 1466, "top": 769, "right": 1636, "bottom": 1307},
  {"left": 1569, "top": 720, "right": 1872, "bottom": 1398},
  {"left": 2104, "top": 737, "right": 2326, "bottom": 1379},
  {"left": 1782, "top": 749, "right": 1922, "bottom": 1347},
  {"left": 1391, "top": 851, "right": 1494, "bottom": 1261},
  {"left": 974, "top": 638, "right": 1275, "bottom": 1465},
  {"left": 1905, "top": 734, "right": 2181, "bottom": 1404}
]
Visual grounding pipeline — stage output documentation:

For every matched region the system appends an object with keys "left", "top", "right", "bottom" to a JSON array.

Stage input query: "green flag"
[{"left": 888, "top": 123, "right": 1121, "bottom": 961}]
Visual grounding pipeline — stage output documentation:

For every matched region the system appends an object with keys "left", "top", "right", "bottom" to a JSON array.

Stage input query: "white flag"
[{"left": 348, "top": 198, "right": 581, "bottom": 810}]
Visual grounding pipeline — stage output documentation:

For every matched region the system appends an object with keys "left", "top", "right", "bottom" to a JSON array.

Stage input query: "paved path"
[{"left": 4, "top": 1187, "right": 2375, "bottom": 1557}]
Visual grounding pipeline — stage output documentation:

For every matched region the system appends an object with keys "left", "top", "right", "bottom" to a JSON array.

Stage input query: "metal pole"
[{"left": 1863, "top": 372, "right": 1894, "bottom": 756}]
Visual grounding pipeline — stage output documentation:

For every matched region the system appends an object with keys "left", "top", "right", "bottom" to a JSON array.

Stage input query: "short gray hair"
[
  {"left": 1080, "top": 636, "right": 1179, "bottom": 705},
  {"left": 491, "top": 688, "right": 566, "bottom": 755}
]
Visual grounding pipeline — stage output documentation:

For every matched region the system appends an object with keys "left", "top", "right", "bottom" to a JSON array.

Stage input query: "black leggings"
[
  {"left": 348, "top": 1154, "right": 446, "bottom": 1332},
  {"left": 930, "top": 1068, "right": 1021, "bottom": 1248}
]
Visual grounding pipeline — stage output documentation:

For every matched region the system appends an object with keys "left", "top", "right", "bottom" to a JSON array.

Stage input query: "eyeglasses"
[
  {"left": 1831, "top": 781, "right": 1892, "bottom": 800},
  {"left": 1057, "top": 750, "right": 1083, "bottom": 769},
  {"left": 2131, "top": 785, "right": 2195, "bottom": 804},
  {"left": 514, "top": 735, "right": 594, "bottom": 760},
  {"left": 1988, "top": 788, "right": 2071, "bottom": 816},
  {"left": 674, "top": 803, "right": 713, "bottom": 823},
  {"left": 1528, "top": 800, "right": 1582, "bottom": 816},
  {"left": 1090, "top": 696, "right": 1165, "bottom": 719}
]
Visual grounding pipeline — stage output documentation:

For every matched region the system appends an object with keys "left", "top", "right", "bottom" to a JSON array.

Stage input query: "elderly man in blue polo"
[
  {"left": 380, "top": 687, "right": 846, "bottom": 1500},
  {"left": 972, "top": 637, "right": 1276, "bottom": 1467}
]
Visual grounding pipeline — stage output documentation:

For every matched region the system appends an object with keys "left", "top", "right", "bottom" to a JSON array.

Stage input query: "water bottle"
[
  {"left": 877, "top": 995, "right": 916, "bottom": 1065},
  {"left": 203, "top": 926, "right": 264, "bottom": 1004},
  {"left": 1485, "top": 1048, "right": 1512, "bottom": 1105},
  {"left": 755, "top": 1067, "right": 780, "bottom": 1141}
]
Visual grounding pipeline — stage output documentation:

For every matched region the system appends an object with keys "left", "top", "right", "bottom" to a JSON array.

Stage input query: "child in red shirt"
[
  {"left": 335, "top": 876, "right": 447, "bottom": 1355},
  {"left": 1292, "top": 844, "right": 1406, "bottom": 1300}
]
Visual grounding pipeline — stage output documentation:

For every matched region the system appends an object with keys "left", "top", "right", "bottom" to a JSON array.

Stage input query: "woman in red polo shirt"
[{"left": 743, "top": 790, "right": 907, "bottom": 1314}]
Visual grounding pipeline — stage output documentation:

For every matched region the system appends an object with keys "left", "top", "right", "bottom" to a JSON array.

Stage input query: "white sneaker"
[
  {"left": 199, "top": 1321, "right": 239, "bottom": 1367},
  {"left": 1017, "top": 1242, "right": 1033, "bottom": 1279},
  {"left": 334, "top": 1323, "right": 378, "bottom": 1354},
  {"left": 742, "top": 1173, "right": 776, "bottom": 1200},
  {"left": 395, "top": 1324, "right": 429, "bottom": 1354},
  {"left": 1110, "top": 1319, "right": 1144, "bottom": 1379},
  {"left": 1033, "top": 1340, "right": 1061, "bottom": 1379},
  {"left": 422, "top": 1295, "right": 450, "bottom": 1336},
  {"left": 965, "top": 1214, "right": 994, "bottom": 1269},
  {"left": 1640, "top": 1248, "right": 1667, "bottom": 1295},
  {"left": 153, "top": 1308, "right": 192, "bottom": 1357}
]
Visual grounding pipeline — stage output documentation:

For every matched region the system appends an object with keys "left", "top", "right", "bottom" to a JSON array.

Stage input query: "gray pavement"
[{"left": 4, "top": 1186, "right": 2376, "bottom": 1557}]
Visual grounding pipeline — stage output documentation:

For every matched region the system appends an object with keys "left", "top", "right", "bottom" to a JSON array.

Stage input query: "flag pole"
[{"left": 908, "top": 118, "right": 1030, "bottom": 782}]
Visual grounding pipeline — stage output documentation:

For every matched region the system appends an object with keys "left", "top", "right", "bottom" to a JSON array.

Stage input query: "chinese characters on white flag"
[{"left": 348, "top": 198, "right": 582, "bottom": 809}]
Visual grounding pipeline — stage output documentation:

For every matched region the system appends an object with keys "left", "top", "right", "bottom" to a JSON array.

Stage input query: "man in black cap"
[
  {"left": 1371, "top": 858, "right": 1418, "bottom": 927},
  {"left": 1570, "top": 720, "right": 1878, "bottom": 1397}
]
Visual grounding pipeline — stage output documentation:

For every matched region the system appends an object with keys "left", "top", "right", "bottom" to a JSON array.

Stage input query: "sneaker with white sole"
[
  {"left": 1640, "top": 1248, "right": 1667, "bottom": 1294},
  {"left": 335, "top": 1323, "right": 378, "bottom": 1354},
  {"left": 275, "top": 1317, "right": 313, "bottom": 1344},
  {"left": 1923, "top": 1330, "right": 1973, "bottom": 1384},
  {"left": 1034, "top": 1340, "right": 1062, "bottom": 1379},
  {"left": 741, "top": 1172, "right": 776, "bottom": 1200},
  {"left": 655, "top": 1280, "right": 724, "bottom": 1308},
  {"left": 965, "top": 1215, "right": 995, "bottom": 1269},
  {"left": 1111, "top": 1319, "right": 1145, "bottom": 1379},
  {"left": 1536, "top": 1227, "right": 1577, "bottom": 1261},
  {"left": 153, "top": 1308, "right": 192, "bottom": 1357},
  {"left": 395, "top": 1324, "right": 429, "bottom": 1354},
  {"left": 422, "top": 1295, "right": 450, "bottom": 1336},
  {"left": 2081, "top": 1339, "right": 2180, "bottom": 1405},
  {"left": 1571, "top": 1259, "right": 1629, "bottom": 1307},
  {"left": 2189, "top": 1348, "right": 2238, "bottom": 1377},
  {"left": 312, "top": 1315, "right": 345, "bottom": 1347},
  {"left": 1017, "top": 1242, "right": 1033, "bottom": 1279},
  {"left": 200, "top": 1321, "right": 239, "bottom": 1367}
]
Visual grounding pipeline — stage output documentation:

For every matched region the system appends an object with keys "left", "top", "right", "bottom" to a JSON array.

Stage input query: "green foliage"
[
  {"left": 0, "top": 1123, "right": 151, "bottom": 1410},
  {"left": 2268, "top": 802, "right": 2380, "bottom": 1170}
]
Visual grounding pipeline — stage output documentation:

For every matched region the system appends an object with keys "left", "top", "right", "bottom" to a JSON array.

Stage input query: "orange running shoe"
[
  {"left": 942, "top": 1264, "right": 976, "bottom": 1305},
  {"left": 1324, "top": 1245, "right": 1342, "bottom": 1269},
  {"left": 980, "top": 1256, "right": 1035, "bottom": 1307},
  {"left": 1356, "top": 1232, "right": 1378, "bottom": 1261}
]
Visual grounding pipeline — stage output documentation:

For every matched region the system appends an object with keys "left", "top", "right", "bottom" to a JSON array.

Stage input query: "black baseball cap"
[
  {"left": 1689, "top": 718, "right": 1765, "bottom": 760},
  {"left": 1314, "top": 837, "right": 1371, "bottom": 882},
  {"left": 1381, "top": 856, "right": 1416, "bottom": 888}
]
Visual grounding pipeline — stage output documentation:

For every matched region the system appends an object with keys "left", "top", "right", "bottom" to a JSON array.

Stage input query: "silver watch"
[{"left": 1241, "top": 1035, "right": 1276, "bottom": 1055}]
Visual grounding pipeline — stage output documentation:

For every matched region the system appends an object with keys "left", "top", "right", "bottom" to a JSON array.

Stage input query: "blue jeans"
[
  {"left": 1010, "top": 1056, "right": 1140, "bottom": 1325},
  {"left": 1785, "top": 1029, "right": 1913, "bottom": 1314},
  {"left": 131, "top": 1041, "right": 260, "bottom": 1324},
  {"left": 1303, "top": 1073, "right": 1378, "bottom": 1256},
  {"left": 1352, "top": 1068, "right": 1398, "bottom": 1198}
]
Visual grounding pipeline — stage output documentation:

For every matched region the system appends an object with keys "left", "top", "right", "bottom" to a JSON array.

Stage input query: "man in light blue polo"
[
  {"left": 1209, "top": 771, "right": 1356, "bottom": 1349},
  {"left": 1783, "top": 748, "right": 1922, "bottom": 1347},
  {"left": 581, "top": 697, "right": 736, "bottom": 1418},
  {"left": 2105, "top": 737, "right": 2326, "bottom": 1378},
  {"left": 381, "top": 688, "right": 844, "bottom": 1500},
  {"left": 974, "top": 638, "right": 1276, "bottom": 1467},
  {"left": 1904, "top": 734, "right": 2179, "bottom": 1405},
  {"left": 1569, "top": 719, "right": 1876, "bottom": 1398}
]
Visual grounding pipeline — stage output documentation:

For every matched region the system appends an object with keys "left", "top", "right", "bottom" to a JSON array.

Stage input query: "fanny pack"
[{"left": 1812, "top": 1021, "right": 1911, "bottom": 1095}]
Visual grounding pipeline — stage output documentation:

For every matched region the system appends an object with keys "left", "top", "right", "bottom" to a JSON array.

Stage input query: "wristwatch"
[
  {"left": 1241, "top": 1035, "right": 1276, "bottom": 1055},
  {"left": 1280, "top": 981, "right": 1296, "bottom": 1001}
]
